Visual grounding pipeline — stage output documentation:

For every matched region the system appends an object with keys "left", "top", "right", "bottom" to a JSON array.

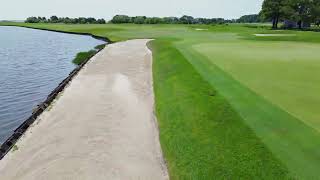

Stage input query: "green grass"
[
  {"left": 72, "top": 43, "right": 106, "bottom": 65},
  {"left": 177, "top": 40, "right": 320, "bottom": 179},
  {"left": 94, "top": 43, "right": 106, "bottom": 50},
  {"left": 2, "top": 22, "right": 320, "bottom": 179},
  {"left": 150, "top": 39, "right": 290, "bottom": 179},
  {"left": 194, "top": 41, "right": 320, "bottom": 130},
  {"left": 72, "top": 50, "right": 97, "bottom": 65}
]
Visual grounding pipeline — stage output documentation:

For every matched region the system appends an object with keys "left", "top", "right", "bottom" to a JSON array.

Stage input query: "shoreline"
[
  {"left": 0, "top": 24, "right": 112, "bottom": 43},
  {"left": 0, "top": 27, "right": 110, "bottom": 160}
]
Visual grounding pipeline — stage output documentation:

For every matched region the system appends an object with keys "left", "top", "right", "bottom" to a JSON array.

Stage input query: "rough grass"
[
  {"left": 94, "top": 43, "right": 106, "bottom": 50},
  {"left": 150, "top": 39, "right": 290, "bottom": 179},
  {"left": 72, "top": 50, "right": 97, "bottom": 65},
  {"left": 72, "top": 43, "right": 105, "bottom": 65}
]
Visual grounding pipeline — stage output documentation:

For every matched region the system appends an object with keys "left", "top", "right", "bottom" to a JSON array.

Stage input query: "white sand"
[
  {"left": 0, "top": 39, "right": 168, "bottom": 180},
  {"left": 254, "top": 34, "right": 296, "bottom": 37},
  {"left": 195, "top": 28, "right": 208, "bottom": 31}
]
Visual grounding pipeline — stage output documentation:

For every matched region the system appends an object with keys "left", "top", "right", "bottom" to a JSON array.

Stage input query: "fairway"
[{"left": 1, "top": 22, "right": 320, "bottom": 179}]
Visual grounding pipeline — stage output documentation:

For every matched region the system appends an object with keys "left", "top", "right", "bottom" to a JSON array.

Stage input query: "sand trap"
[
  {"left": 0, "top": 39, "right": 168, "bottom": 180},
  {"left": 195, "top": 28, "right": 208, "bottom": 31},
  {"left": 254, "top": 34, "right": 296, "bottom": 37}
]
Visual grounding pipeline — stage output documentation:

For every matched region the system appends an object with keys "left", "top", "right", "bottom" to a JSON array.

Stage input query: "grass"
[
  {"left": 150, "top": 39, "right": 290, "bottom": 179},
  {"left": 72, "top": 43, "right": 105, "bottom": 65},
  {"left": 194, "top": 41, "right": 320, "bottom": 130},
  {"left": 2, "top": 22, "right": 320, "bottom": 179},
  {"left": 72, "top": 50, "right": 97, "bottom": 65},
  {"left": 94, "top": 43, "right": 106, "bottom": 50},
  {"left": 178, "top": 40, "right": 320, "bottom": 179}
]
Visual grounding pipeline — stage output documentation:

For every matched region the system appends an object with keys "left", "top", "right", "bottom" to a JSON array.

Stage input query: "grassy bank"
[
  {"left": 72, "top": 50, "right": 96, "bottom": 65},
  {"left": 72, "top": 44, "right": 106, "bottom": 65},
  {"left": 2, "top": 22, "right": 320, "bottom": 178}
]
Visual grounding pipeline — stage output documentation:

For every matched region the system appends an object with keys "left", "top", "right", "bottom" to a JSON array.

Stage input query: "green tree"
[
  {"left": 312, "top": 0, "right": 320, "bottom": 26},
  {"left": 180, "top": 15, "right": 195, "bottom": 24},
  {"left": 237, "top": 14, "right": 261, "bottom": 23},
  {"left": 288, "top": 0, "right": 313, "bottom": 28},
  {"left": 260, "top": 0, "right": 288, "bottom": 28},
  {"left": 111, "top": 15, "right": 131, "bottom": 23},
  {"left": 25, "top": 17, "right": 39, "bottom": 23},
  {"left": 145, "top": 17, "right": 163, "bottom": 24},
  {"left": 97, "top": 19, "right": 106, "bottom": 24},
  {"left": 162, "top": 17, "right": 179, "bottom": 24},
  {"left": 133, "top": 16, "right": 146, "bottom": 24},
  {"left": 50, "top": 16, "right": 59, "bottom": 23}
]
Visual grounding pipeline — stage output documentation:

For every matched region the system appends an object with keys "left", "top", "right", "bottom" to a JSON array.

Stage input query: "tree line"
[
  {"left": 25, "top": 16, "right": 106, "bottom": 24},
  {"left": 110, "top": 15, "right": 238, "bottom": 24},
  {"left": 24, "top": 15, "right": 264, "bottom": 25},
  {"left": 260, "top": 0, "right": 320, "bottom": 28},
  {"left": 237, "top": 14, "right": 262, "bottom": 23}
]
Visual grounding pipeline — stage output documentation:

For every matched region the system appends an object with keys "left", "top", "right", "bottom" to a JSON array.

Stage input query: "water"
[{"left": 0, "top": 26, "right": 104, "bottom": 143}]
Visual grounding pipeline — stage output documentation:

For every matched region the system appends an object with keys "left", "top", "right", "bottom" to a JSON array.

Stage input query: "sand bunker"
[
  {"left": 0, "top": 39, "right": 168, "bottom": 180},
  {"left": 195, "top": 28, "right": 208, "bottom": 31},
  {"left": 254, "top": 34, "right": 296, "bottom": 37}
]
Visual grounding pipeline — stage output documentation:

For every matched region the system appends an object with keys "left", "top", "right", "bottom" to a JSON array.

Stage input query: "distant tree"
[
  {"left": 237, "top": 14, "right": 261, "bottom": 23},
  {"left": 50, "top": 16, "right": 59, "bottom": 23},
  {"left": 145, "top": 17, "right": 163, "bottom": 24},
  {"left": 162, "top": 17, "right": 180, "bottom": 24},
  {"left": 97, "top": 19, "right": 106, "bottom": 24},
  {"left": 133, "top": 16, "right": 146, "bottom": 24},
  {"left": 111, "top": 15, "right": 131, "bottom": 23},
  {"left": 216, "top": 18, "right": 226, "bottom": 24},
  {"left": 25, "top": 16, "right": 105, "bottom": 24},
  {"left": 77, "top": 17, "right": 87, "bottom": 24},
  {"left": 25, "top": 17, "right": 39, "bottom": 23},
  {"left": 260, "top": 0, "right": 288, "bottom": 28},
  {"left": 179, "top": 15, "right": 195, "bottom": 24},
  {"left": 109, "top": 15, "right": 231, "bottom": 25},
  {"left": 36, "top": 17, "right": 46, "bottom": 23},
  {"left": 86, "top": 17, "right": 97, "bottom": 24},
  {"left": 194, "top": 18, "right": 204, "bottom": 24},
  {"left": 71, "top": 18, "right": 79, "bottom": 24}
]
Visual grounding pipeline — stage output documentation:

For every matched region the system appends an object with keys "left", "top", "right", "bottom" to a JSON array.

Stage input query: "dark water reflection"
[{"left": 0, "top": 26, "right": 104, "bottom": 143}]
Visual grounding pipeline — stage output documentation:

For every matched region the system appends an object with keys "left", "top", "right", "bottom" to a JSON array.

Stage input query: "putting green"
[
  {"left": 193, "top": 41, "right": 320, "bottom": 131},
  {"left": 175, "top": 35, "right": 320, "bottom": 178}
]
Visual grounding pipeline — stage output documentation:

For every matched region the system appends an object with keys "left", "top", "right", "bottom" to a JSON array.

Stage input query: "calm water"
[{"left": 0, "top": 26, "right": 104, "bottom": 143}]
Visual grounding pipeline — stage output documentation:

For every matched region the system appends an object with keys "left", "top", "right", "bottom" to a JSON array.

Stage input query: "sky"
[{"left": 0, "top": 0, "right": 264, "bottom": 20}]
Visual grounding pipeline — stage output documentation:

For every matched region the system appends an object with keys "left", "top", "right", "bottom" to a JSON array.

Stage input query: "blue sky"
[{"left": 0, "top": 0, "right": 264, "bottom": 20}]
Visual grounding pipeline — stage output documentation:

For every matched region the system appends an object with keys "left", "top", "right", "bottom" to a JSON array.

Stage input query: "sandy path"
[{"left": 0, "top": 39, "right": 168, "bottom": 180}]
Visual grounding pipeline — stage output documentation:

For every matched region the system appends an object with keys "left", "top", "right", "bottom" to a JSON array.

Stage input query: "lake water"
[{"left": 0, "top": 26, "right": 104, "bottom": 143}]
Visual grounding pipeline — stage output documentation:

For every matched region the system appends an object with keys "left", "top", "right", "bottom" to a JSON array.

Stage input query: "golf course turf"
[{"left": 2, "top": 22, "right": 320, "bottom": 179}]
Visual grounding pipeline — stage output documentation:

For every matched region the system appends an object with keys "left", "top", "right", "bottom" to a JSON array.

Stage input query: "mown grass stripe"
[
  {"left": 178, "top": 44, "right": 320, "bottom": 179},
  {"left": 150, "top": 39, "right": 290, "bottom": 179}
]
